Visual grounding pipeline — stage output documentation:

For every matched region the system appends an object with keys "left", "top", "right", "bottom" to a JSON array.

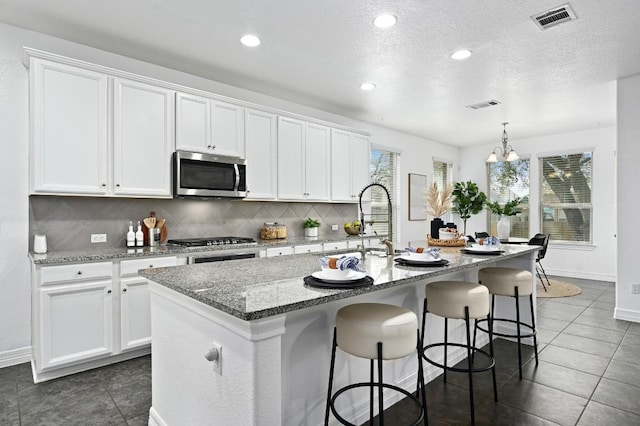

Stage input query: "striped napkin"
[
  {"left": 319, "top": 255, "right": 364, "bottom": 272},
  {"left": 404, "top": 247, "right": 441, "bottom": 259}
]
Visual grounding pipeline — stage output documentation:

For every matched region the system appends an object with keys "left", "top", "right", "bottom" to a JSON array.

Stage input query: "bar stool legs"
[
  {"left": 325, "top": 303, "right": 428, "bottom": 426},
  {"left": 474, "top": 266, "right": 539, "bottom": 380},
  {"left": 421, "top": 283, "right": 497, "bottom": 426}
]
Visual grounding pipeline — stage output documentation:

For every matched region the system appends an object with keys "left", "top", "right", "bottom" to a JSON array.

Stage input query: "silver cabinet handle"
[{"left": 204, "top": 347, "right": 219, "bottom": 362}]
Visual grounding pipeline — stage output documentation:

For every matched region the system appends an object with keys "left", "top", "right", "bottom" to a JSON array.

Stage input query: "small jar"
[
  {"left": 275, "top": 223, "right": 287, "bottom": 239},
  {"left": 261, "top": 222, "right": 278, "bottom": 240}
]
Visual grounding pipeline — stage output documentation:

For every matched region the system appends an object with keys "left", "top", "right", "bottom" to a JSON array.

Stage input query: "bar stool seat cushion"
[
  {"left": 478, "top": 267, "right": 533, "bottom": 297},
  {"left": 424, "top": 281, "right": 489, "bottom": 319},
  {"left": 336, "top": 303, "right": 417, "bottom": 360}
]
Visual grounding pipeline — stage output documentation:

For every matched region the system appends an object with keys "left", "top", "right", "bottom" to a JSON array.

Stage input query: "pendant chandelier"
[{"left": 486, "top": 122, "right": 519, "bottom": 162}]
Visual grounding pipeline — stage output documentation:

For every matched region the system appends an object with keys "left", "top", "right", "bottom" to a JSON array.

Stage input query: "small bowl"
[
  {"left": 438, "top": 231, "right": 456, "bottom": 240},
  {"left": 321, "top": 267, "right": 351, "bottom": 279}
]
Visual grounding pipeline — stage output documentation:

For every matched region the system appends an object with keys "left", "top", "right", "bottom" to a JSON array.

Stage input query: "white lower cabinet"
[
  {"left": 32, "top": 255, "right": 177, "bottom": 381},
  {"left": 265, "top": 246, "right": 295, "bottom": 257},
  {"left": 294, "top": 244, "right": 323, "bottom": 254},
  {"left": 119, "top": 256, "right": 177, "bottom": 351},
  {"left": 40, "top": 279, "right": 113, "bottom": 370}
]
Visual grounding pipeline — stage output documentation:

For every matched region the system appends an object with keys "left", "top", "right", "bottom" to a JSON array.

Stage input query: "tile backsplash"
[{"left": 29, "top": 196, "right": 358, "bottom": 251}]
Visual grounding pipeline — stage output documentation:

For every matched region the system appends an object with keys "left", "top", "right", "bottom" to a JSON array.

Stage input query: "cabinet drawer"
[
  {"left": 323, "top": 241, "right": 349, "bottom": 251},
  {"left": 40, "top": 262, "right": 113, "bottom": 285},
  {"left": 265, "top": 246, "right": 294, "bottom": 257},
  {"left": 120, "top": 256, "right": 178, "bottom": 277},
  {"left": 294, "top": 244, "right": 323, "bottom": 254}
]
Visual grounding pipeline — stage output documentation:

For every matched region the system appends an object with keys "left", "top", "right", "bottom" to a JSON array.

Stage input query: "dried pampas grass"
[{"left": 425, "top": 182, "right": 452, "bottom": 218}]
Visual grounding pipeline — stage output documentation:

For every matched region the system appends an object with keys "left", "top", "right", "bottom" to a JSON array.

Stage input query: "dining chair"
[{"left": 528, "top": 234, "right": 551, "bottom": 291}]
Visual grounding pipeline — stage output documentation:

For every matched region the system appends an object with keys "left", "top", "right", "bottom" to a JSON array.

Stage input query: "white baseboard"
[
  {"left": 543, "top": 267, "right": 615, "bottom": 282},
  {"left": 614, "top": 308, "right": 640, "bottom": 323},
  {"left": 148, "top": 407, "right": 167, "bottom": 426},
  {"left": 0, "top": 346, "right": 32, "bottom": 369}
]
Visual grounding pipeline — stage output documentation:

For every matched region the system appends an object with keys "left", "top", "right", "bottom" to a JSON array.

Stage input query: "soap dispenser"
[
  {"left": 135, "top": 221, "right": 144, "bottom": 247},
  {"left": 126, "top": 221, "right": 135, "bottom": 247}
]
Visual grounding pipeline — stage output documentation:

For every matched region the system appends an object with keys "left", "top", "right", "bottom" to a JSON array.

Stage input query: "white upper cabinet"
[
  {"left": 244, "top": 109, "right": 277, "bottom": 199},
  {"left": 30, "top": 59, "right": 109, "bottom": 195},
  {"left": 277, "top": 117, "right": 330, "bottom": 201},
  {"left": 113, "top": 78, "right": 174, "bottom": 197},
  {"left": 29, "top": 58, "right": 174, "bottom": 198},
  {"left": 330, "top": 129, "right": 370, "bottom": 202},
  {"left": 176, "top": 92, "right": 244, "bottom": 158}
]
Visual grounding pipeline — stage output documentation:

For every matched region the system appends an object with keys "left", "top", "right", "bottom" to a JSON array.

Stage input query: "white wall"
[
  {"left": 0, "top": 22, "right": 458, "bottom": 362},
  {"left": 0, "top": 24, "right": 31, "bottom": 366},
  {"left": 460, "top": 126, "right": 617, "bottom": 282},
  {"left": 616, "top": 73, "right": 640, "bottom": 322}
]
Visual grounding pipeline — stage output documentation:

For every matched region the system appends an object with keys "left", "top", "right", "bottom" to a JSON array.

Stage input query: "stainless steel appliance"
[
  {"left": 167, "top": 237, "right": 257, "bottom": 247},
  {"left": 173, "top": 150, "right": 247, "bottom": 198},
  {"left": 167, "top": 237, "right": 258, "bottom": 264}
]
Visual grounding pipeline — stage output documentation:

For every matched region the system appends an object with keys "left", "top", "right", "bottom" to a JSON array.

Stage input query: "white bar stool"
[
  {"left": 325, "top": 303, "right": 428, "bottom": 426},
  {"left": 421, "top": 281, "right": 497, "bottom": 425},
  {"left": 475, "top": 267, "right": 539, "bottom": 379}
]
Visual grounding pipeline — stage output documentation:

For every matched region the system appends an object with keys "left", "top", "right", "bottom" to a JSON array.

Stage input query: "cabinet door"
[
  {"left": 330, "top": 129, "right": 354, "bottom": 202},
  {"left": 277, "top": 117, "right": 305, "bottom": 200},
  {"left": 211, "top": 100, "right": 244, "bottom": 158},
  {"left": 175, "top": 92, "right": 210, "bottom": 153},
  {"left": 351, "top": 133, "right": 371, "bottom": 202},
  {"left": 244, "top": 109, "right": 277, "bottom": 199},
  {"left": 120, "top": 277, "right": 151, "bottom": 351},
  {"left": 40, "top": 280, "right": 113, "bottom": 370},
  {"left": 30, "top": 59, "right": 108, "bottom": 195},
  {"left": 304, "top": 123, "right": 331, "bottom": 201},
  {"left": 113, "top": 78, "right": 174, "bottom": 197}
]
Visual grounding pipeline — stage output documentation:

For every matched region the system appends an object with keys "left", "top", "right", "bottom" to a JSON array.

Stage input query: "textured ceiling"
[{"left": 2, "top": 0, "right": 639, "bottom": 146}]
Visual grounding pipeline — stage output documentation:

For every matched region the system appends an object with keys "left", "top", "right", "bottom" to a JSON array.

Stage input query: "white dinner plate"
[
  {"left": 470, "top": 245, "right": 500, "bottom": 252},
  {"left": 398, "top": 254, "right": 442, "bottom": 263},
  {"left": 311, "top": 270, "right": 366, "bottom": 283}
]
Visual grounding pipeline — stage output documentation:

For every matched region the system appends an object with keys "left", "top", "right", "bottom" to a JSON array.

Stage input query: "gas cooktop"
[{"left": 166, "top": 237, "right": 257, "bottom": 247}]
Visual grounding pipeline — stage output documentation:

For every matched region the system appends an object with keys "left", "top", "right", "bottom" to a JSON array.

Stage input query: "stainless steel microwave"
[{"left": 173, "top": 150, "right": 247, "bottom": 198}]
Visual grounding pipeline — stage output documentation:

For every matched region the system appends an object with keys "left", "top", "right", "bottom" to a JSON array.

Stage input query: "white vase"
[
  {"left": 497, "top": 216, "right": 510, "bottom": 240},
  {"left": 305, "top": 227, "right": 318, "bottom": 237}
]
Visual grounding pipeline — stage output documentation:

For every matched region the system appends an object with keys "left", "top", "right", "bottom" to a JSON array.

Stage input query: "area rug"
[{"left": 537, "top": 278, "right": 582, "bottom": 298}]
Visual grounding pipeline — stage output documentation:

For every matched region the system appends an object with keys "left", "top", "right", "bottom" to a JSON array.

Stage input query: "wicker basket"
[
  {"left": 427, "top": 234, "right": 466, "bottom": 247},
  {"left": 344, "top": 226, "right": 361, "bottom": 236}
]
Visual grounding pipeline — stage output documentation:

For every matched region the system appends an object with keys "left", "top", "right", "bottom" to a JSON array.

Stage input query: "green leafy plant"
[
  {"left": 303, "top": 217, "right": 321, "bottom": 228},
  {"left": 452, "top": 180, "right": 487, "bottom": 234},
  {"left": 486, "top": 198, "right": 522, "bottom": 217}
]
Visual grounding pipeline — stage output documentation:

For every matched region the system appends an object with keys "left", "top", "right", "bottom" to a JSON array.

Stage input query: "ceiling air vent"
[
  {"left": 466, "top": 100, "right": 501, "bottom": 110},
  {"left": 531, "top": 3, "right": 577, "bottom": 30}
]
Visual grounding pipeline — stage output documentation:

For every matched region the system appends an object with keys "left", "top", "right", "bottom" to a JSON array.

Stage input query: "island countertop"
[{"left": 139, "top": 244, "right": 539, "bottom": 321}]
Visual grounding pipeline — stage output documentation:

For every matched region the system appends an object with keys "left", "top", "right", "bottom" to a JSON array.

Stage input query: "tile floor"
[{"left": 1, "top": 277, "right": 639, "bottom": 425}]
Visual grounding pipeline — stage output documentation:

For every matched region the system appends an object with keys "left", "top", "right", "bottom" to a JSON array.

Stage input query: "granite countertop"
[
  {"left": 139, "top": 244, "right": 539, "bottom": 321},
  {"left": 29, "top": 234, "right": 381, "bottom": 265}
]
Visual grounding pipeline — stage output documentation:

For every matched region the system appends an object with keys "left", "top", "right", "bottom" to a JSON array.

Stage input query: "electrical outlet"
[
  {"left": 91, "top": 234, "right": 107, "bottom": 243},
  {"left": 631, "top": 283, "right": 640, "bottom": 294},
  {"left": 331, "top": 224, "right": 338, "bottom": 231}
]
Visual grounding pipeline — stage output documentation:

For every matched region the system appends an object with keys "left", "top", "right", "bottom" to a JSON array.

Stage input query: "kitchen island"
[{"left": 140, "top": 244, "right": 538, "bottom": 426}]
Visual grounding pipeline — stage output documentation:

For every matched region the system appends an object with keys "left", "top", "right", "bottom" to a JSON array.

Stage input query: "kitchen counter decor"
[{"left": 427, "top": 234, "right": 466, "bottom": 247}]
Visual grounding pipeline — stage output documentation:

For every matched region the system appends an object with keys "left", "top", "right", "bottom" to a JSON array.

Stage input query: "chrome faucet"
[{"left": 358, "top": 183, "right": 393, "bottom": 259}]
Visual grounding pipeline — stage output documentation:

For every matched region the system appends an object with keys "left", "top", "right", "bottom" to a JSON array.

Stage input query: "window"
[
  {"left": 433, "top": 159, "right": 453, "bottom": 221},
  {"left": 432, "top": 159, "right": 451, "bottom": 191},
  {"left": 539, "top": 152, "right": 592, "bottom": 243},
  {"left": 369, "top": 149, "right": 400, "bottom": 239},
  {"left": 487, "top": 159, "right": 530, "bottom": 238}
]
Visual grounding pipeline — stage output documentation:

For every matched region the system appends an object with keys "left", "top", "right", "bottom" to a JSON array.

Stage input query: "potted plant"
[
  {"left": 303, "top": 217, "right": 320, "bottom": 237},
  {"left": 486, "top": 198, "right": 521, "bottom": 240},
  {"left": 425, "top": 182, "right": 453, "bottom": 239},
  {"left": 452, "top": 180, "right": 487, "bottom": 235}
]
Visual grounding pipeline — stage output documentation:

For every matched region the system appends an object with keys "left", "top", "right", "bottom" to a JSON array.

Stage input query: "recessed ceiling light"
[
  {"left": 360, "top": 82, "right": 376, "bottom": 91},
  {"left": 240, "top": 34, "right": 261, "bottom": 47},
  {"left": 451, "top": 49, "right": 472, "bottom": 60},
  {"left": 373, "top": 14, "right": 397, "bottom": 28}
]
